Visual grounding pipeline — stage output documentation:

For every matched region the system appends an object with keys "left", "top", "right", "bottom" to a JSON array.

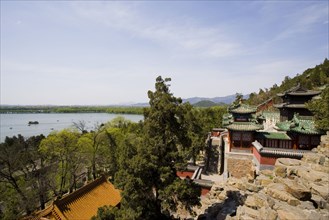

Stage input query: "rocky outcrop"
[{"left": 195, "top": 132, "right": 329, "bottom": 220}]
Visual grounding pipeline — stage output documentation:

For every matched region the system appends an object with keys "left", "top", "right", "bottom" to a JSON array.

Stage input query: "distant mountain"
[
  {"left": 126, "top": 94, "right": 249, "bottom": 107},
  {"left": 132, "top": 102, "right": 149, "bottom": 107},
  {"left": 183, "top": 94, "right": 248, "bottom": 105}
]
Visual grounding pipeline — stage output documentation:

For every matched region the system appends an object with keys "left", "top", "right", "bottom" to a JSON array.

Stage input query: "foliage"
[
  {"left": 112, "top": 76, "right": 202, "bottom": 219},
  {"left": 233, "top": 93, "right": 243, "bottom": 105},
  {"left": 0, "top": 135, "right": 46, "bottom": 217},
  {"left": 39, "top": 129, "right": 83, "bottom": 195},
  {"left": 247, "top": 58, "right": 329, "bottom": 105},
  {"left": 91, "top": 205, "right": 118, "bottom": 220},
  {"left": 0, "top": 77, "right": 230, "bottom": 219},
  {"left": 307, "top": 86, "right": 329, "bottom": 130}
]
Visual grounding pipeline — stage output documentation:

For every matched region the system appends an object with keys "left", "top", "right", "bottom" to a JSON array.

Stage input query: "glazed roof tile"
[
  {"left": 227, "top": 122, "right": 263, "bottom": 131},
  {"left": 255, "top": 132, "right": 291, "bottom": 140},
  {"left": 276, "top": 114, "right": 323, "bottom": 135},
  {"left": 229, "top": 104, "right": 257, "bottom": 114},
  {"left": 53, "top": 176, "right": 121, "bottom": 220}
]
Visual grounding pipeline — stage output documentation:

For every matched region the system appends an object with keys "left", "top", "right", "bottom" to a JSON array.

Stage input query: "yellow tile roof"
[{"left": 53, "top": 176, "right": 121, "bottom": 220}]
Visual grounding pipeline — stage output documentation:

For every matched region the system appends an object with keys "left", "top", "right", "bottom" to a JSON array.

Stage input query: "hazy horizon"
[{"left": 1, "top": 1, "right": 328, "bottom": 105}]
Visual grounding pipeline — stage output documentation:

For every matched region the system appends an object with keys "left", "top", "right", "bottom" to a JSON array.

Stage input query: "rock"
[
  {"left": 266, "top": 183, "right": 300, "bottom": 206},
  {"left": 244, "top": 182, "right": 262, "bottom": 192},
  {"left": 311, "top": 194, "right": 328, "bottom": 209},
  {"left": 311, "top": 183, "right": 329, "bottom": 201},
  {"left": 211, "top": 182, "right": 225, "bottom": 192},
  {"left": 286, "top": 165, "right": 301, "bottom": 176},
  {"left": 297, "top": 201, "right": 316, "bottom": 210},
  {"left": 259, "top": 169, "right": 273, "bottom": 176},
  {"left": 274, "top": 165, "right": 287, "bottom": 178},
  {"left": 236, "top": 205, "right": 259, "bottom": 219},
  {"left": 277, "top": 177, "right": 312, "bottom": 201},
  {"left": 310, "top": 164, "right": 329, "bottom": 173},
  {"left": 302, "top": 153, "right": 326, "bottom": 165},
  {"left": 244, "top": 193, "right": 274, "bottom": 209},
  {"left": 217, "top": 190, "right": 227, "bottom": 200},
  {"left": 277, "top": 209, "right": 306, "bottom": 220},
  {"left": 303, "top": 209, "right": 326, "bottom": 220},
  {"left": 297, "top": 168, "right": 328, "bottom": 182},
  {"left": 259, "top": 207, "right": 277, "bottom": 220},
  {"left": 276, "top": 158, "right": 302, "bottom": 166}
]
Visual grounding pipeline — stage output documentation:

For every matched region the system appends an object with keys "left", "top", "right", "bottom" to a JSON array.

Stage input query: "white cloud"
[
  {"left": 274, "top": 3, "right": 328, "bottom": 41},
  {"left": 69, "top": 2, "right": 242, "bottom": 58}
]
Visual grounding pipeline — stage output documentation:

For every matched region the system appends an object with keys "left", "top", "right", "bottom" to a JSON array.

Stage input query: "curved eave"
[
  {"left": 290, "top": 128, "right": 323, "bottom": 135},
  {"left": 275, "top": 122, "right": 291, "bottom": 131},
  {"left": 230, "top": 109, "right": 256, "bottom": 114},
  {"left": 273, "top": 103, "right": 285, "bottom": 108},
  {"left": 277, "top": 91, "right": 321, "bottom": 97},
  {"left": 286, "top": 91, "right": 321, "bottom": 96},
  {"left": 284, "top": 104, "right": 306, "bottom": 108},
  {"left": 274, "top": 103, "right": 306, "bottom": 108},
  {"left": 227, "top": 123, "right": 263, "bottom": 131}
]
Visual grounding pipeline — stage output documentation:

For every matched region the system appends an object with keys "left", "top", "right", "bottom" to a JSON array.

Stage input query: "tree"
[
  {"left": 0, "top": 135, "right": 45, "bottom": 216},
  {"left": 78, "top": 124, "right": 108, "bottom": 180},
  {"left": 72, "top": 120, "right": 87, "bottom": 133},
  {"left": 233, "top": 93, "right": 243, "bottom": 105},
  {"left": 307, "top": 86, "right": 329, "bottom": 131},
  {"left": 114, "top": 76, "right": 200, "bottom": 219},
  {"left": 92, "top": 205, "right": 118, "bottom": 220},
  {"left": 39, "top": 129, "right": 83, "bottom": 195}
]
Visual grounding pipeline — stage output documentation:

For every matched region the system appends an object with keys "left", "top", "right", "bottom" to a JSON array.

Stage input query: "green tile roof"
[
  {"left": 276, "top": 121, "right": 291, "bottom": 131},
  {"left": 276, "top": 114, "right": 323, "bottom": 135},
  {"left": 290, "top": 120, "right": 322, "bottom": 135},
  {"left": 255, "top": 132, "right": 291, "bottom": 140},
  {"left": 227, "top": 122, "right": 263, "bottom": 131},
  {"left": 229, "top": 104, "right": 257, "bottom": 114}
]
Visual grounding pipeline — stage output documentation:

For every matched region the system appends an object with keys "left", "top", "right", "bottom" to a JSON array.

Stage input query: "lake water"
[{"left": 0, "top": 113, "right": 143, "bottom": 143}]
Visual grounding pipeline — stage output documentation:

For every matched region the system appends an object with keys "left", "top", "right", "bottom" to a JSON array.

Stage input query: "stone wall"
[
  {"left": 195, "top": 132, "right": 329, "bottom": 220},
  {"left": 226, "top": 154, "right": 255, "bottom": 179}
]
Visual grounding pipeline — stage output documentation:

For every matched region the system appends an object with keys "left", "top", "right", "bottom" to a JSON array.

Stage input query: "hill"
[
  {"left": 247, "top": 58, "right": 329, "bottom": 105},
  {"left": 192, "top": 100, "right": 226, "bottom": 107}
]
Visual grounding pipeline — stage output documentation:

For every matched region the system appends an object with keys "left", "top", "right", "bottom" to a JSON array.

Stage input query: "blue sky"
[{"left": 1, "top": 1, "right": 328, "bottom": 105}]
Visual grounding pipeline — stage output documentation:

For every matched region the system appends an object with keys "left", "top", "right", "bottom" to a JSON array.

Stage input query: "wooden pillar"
[
  {"left": 293, "top": 134, "right": 298, "bottom": 150},
  {"left": 228, "top": 130, "right": 231, "bottom": 152}
]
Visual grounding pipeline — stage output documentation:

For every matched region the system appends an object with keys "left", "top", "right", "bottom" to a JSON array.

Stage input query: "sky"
[{"left": 1, "top": 1, "right": 328, "bottom": 105}]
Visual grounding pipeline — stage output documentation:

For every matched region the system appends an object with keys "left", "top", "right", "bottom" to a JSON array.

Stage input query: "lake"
[{"left": 0, "top": 113, "right": 143, "bottom": 142}]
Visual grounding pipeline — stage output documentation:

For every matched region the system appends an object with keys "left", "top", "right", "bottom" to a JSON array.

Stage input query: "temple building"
[
  {"left": 222, "top": 104, "right": 264, "bottom": 153},
  {"left": 27, "top": 176, "right": 121, "bottom": 220},
  {"left": 274, "top": 84, "right": 321, "bottom": 121},
  {"left": 208, "top": 85, "right": 325, "bottom": 176}
]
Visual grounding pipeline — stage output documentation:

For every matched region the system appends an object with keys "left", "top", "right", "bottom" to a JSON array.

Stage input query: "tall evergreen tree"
[{"left": 114, "top": 76, "right": 200, "bottom": 219}]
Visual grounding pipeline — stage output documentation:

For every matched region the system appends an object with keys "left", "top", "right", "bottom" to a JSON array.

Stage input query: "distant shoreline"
[{"left": 0, "top": 105, "right": 145, "bottom": 115}]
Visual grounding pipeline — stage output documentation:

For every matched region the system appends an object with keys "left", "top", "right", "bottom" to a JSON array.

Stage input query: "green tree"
[
  {"left": 78, "top": 124, "right": 109, "bottom": 180},
  {"left": 92, "top": 205, "right": 118, "bottom": 220},
  {"left": 307, "top": 86, "right": 329, "bottom": 130},
  {"left": 233, "top": 93, "right": 243, "bottom": 105},
  {"left": 39, "top": 129, "right": 82, "bottom": 195},
  {"left": 0, "top": 135, "right": 45, "bottom": 216},
  {"left": 114, "top": 76, "right": 200, "bottom": 219}
]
